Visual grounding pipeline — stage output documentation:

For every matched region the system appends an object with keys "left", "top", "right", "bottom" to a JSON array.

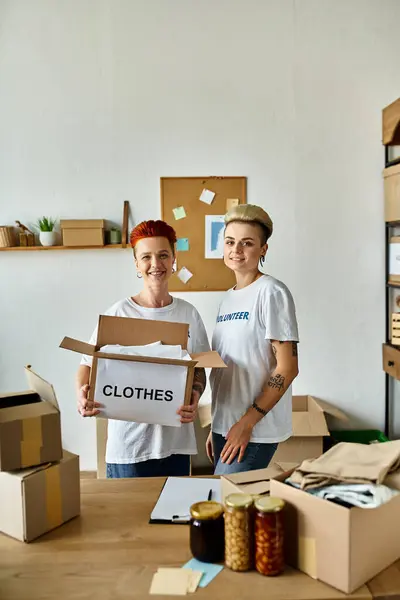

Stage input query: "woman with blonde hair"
[
  {"left": 207, "top": 205, "right": 299, "bottom": 475},
  {"left": 76, "top": 219, "right": 209, "bottom": 478}
]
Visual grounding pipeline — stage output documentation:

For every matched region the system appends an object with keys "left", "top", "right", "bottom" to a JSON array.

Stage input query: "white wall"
[{"left": 1, "top": 0, "right": 400, "bottom": 470}]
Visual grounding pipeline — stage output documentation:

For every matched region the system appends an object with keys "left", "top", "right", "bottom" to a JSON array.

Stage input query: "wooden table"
[{"left": 0, "top": 478, "right": 399, "bottom": 600}]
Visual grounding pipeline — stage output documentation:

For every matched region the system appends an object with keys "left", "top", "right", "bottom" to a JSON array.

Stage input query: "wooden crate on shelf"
[{"left": 391, "top": 313, "right": 400, "bottom": 346}]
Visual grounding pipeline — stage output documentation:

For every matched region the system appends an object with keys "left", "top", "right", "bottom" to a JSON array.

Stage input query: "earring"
[
  {"left": 136, "top": 271, "right": 142, "bottom": 279},
  {"left": 260, "top": 255, "right": 265, "bottom": 266}
]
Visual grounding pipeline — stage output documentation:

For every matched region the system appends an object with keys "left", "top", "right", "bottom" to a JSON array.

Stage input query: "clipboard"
[{"left": 149, "top": 477, "right": 222, "bottom": 524}]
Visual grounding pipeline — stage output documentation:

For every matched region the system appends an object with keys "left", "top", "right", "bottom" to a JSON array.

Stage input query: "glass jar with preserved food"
[
  {"left": 224, "top": 493, "right": 254, "bottom": 572},
  {"left": 190, "top": 501, "right": 224, "bottom": 563},
  {"left": 254, "top": 496, "right": 285, "bottom": 576}
]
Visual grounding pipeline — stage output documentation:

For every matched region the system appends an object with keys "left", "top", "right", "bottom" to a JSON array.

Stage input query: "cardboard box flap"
[
  {"left": 224, "top": 463, "right": 285, "bottom": 485},
  {"left": 60, "top": 337, "right": 96, "bottom": 356},
  {"left": 190, "top": 351, "right": 226, "bottom": 368},
  {"left": 97, "top": 315, "right": 189, "bottom": 349},
  {"left": 221, "top": 463, "right": 294, "bottom": 498},
  {"left": 60, "top": 219, "right": 105, "bottom": 229},
  {"left": 292, "top": 411, "right": 330, "bottom": 436},
  {"left": 311, "top": 397, "right": 348, "bottom": 422},
  {"left": 24, "top": 366, "right": 59, "bottom": 411},
  {"left": 242, "top": 481, "right": 272, "bottom": 495},
  {"left": 275, "top": 462, "right": 300, "bottom": 472},
  {"left": 96, "top": 351, "right": 198, "bottom": 368}
]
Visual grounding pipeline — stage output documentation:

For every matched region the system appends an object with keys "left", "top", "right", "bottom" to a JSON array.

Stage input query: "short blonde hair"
[{"left": 225, "top": 204, "right": 273, "bottom": 242}]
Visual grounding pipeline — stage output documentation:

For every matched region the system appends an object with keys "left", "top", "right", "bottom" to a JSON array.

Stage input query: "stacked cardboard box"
[{"left": 0, "top": 367, "right": 80, "bottom": 542}]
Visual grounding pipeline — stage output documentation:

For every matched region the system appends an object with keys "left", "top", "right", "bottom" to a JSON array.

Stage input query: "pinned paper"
[
  {"left": 182, "top": 559, "right": 224, "bottom": 588},
  {"left": 205, "top": 215, "right": 225, "bottom": 259},
  {"left": 177, "top": 266, "right": 193, "bottom": 284},
  {"left": 176, "top": 238, "right": 189, "bottom": 252},
  {"left": 199, "top": 189, "right": 215, "bottom": 205},
  {"left": 173, "top": 206, "right": 187, "bottom": 220},
  {"left": 226, "top": 198, "right": 239, "bottom": 210}
]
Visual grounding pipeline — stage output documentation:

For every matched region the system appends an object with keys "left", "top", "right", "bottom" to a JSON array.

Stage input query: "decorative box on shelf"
[{"left": 60, "top": 219, "right": 105, "bottom": 247}]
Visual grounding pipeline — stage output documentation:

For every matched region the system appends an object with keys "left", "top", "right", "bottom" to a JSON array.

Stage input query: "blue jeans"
[
  {"left": 212, "top": 432, "right": 278, "bottom": 475},
  {"left": 106, "top": 454, "right": 190, "bottom": 478}
]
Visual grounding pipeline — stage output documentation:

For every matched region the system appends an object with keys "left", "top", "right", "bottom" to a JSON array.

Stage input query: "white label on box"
[
  {"left": 390, "top": 243, "right": 400, "bottom": 275},
  {"left": 95, "top": 358, "right": 188, "bottom": 426}
]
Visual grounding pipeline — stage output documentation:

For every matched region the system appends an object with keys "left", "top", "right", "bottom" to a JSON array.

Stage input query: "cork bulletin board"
[{"left": 160, "top": 176, "right": 247, "bottom": 292}]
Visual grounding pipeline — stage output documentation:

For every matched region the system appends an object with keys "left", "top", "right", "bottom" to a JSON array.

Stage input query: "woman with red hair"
[{"left": 76, "top": 220, "right": 209, "bottom": 478}]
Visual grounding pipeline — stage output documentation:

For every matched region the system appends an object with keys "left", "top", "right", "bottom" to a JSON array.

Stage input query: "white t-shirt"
[
  {"left": 80, "top": 297, "right": 210, "bottom": 464},
  {"left": 210, "top": 275, "right": 299, "bottom": 444}
]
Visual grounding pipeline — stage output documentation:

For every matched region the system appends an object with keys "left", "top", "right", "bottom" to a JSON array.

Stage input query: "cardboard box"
[
  {"left": 60, "top": 219, "right": 105, "bottom": 246},
  {"left": 0, "top": 450, "right": 80, "bottom": 542},
  {"left": 60, "top": 316, "right": 226, "bottom": 426},
  {"left": 192, "top": 396, "right": 345, "bottom": 463},
  {"left": 270, "top": 472, "right": 400, "bottom": 594},
  {"left": 0, "top": 367, "right": 63, "bottom": 471},
  {"left": 384, "top": 164, "right": 400, "bottom": 222},
  {"left": 221, "top": 462, "right": 299, "bottom": 502},
  {"left": 272, "top": 396, "right": 347, "bottom": 464}
]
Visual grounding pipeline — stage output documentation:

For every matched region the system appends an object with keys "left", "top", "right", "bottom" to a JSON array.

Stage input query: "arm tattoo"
[
  {"left": 192, "top": 367, "right": 206, "bottom": 396},
  {"left": 271, "top": 344, "right": 277, "bottom": 357},
  {"left": 267, "top": 373, "right": 285, "bottom": 391},
  {"left": 292, "top": 342, "right": 298, "bottom": 357}
]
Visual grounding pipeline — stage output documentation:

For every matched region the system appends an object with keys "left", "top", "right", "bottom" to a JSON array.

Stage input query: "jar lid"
[
  {"left": 225, "top": 493, "right": 253, "bottom": 509},
  {"left": 190, "top": 501, "right": 224, "bottom": 520},
  {"left": 254, "top": 496, "right": 285, "bottom": 513}
]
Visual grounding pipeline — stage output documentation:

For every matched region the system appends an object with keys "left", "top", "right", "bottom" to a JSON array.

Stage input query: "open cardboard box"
[
  {"left": 221, "top": 461, "right": 299, "bottom": 502},
  {"left": 60, "top": 316, "right": 226, "bottom": 426},
  {"left": 270, "top": 469, "right": 400, "bottom": 594},
  {"left": 196, "top": 395, "right": 347, "bottom": 462},
  {"left": 0, "top": 367, "right": 63, "bottom": 471},
  {"left": 0, "top": 450, "right": 80, "bottom": 542},
  {"left": 272, "top": 395, "right": 347, "bottom": 464}
]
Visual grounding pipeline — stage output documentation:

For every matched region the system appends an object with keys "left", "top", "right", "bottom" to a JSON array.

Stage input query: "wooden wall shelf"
[{"left": 0, "top": 244, "right": 131, "bottom": 252}]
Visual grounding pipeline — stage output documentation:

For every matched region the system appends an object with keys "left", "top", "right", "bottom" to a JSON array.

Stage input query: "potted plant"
[{"left": 37, "top": 217, "right": 57, "bottom": 246}]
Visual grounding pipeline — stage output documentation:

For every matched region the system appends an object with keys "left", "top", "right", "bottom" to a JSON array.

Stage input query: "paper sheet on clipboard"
[{"left": 150, "top": 477, "right": 222, "bottom": 523}]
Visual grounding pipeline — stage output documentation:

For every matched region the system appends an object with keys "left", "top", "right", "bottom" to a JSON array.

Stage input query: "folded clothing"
[
  {"left": 286, "top": 481, "right": 399, "bottom": 508},
  {"left": 100, "top": 342, "right": 192, "bottom": 361},
  {"left": 288, "top": 440, "right": 400, "bottom": 490}
]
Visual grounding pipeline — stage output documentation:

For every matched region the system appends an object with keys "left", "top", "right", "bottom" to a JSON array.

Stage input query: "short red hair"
[{"left": 130, "top": 220, "right": 177, "bottom": 253}]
